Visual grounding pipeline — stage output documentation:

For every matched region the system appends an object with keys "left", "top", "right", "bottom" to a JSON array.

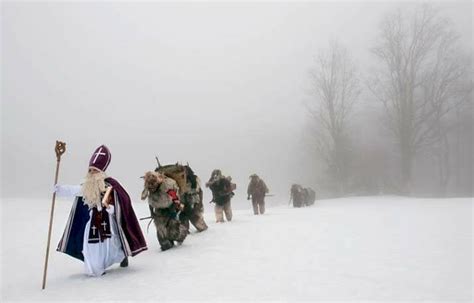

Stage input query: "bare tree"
[
  {"left": 308, "top": 41, "right": 360, "bottom": 195},
  {"left": 369, "top": 4, "right": 471, "bottom": 194}
]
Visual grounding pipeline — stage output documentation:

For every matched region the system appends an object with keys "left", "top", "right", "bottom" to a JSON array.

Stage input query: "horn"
[{"left": 155, "top": 156, "right": 161, "bottom": 168}]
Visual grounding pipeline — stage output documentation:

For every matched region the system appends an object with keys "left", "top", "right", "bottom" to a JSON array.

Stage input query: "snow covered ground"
[{"left": 1, "top": 196, "right": 472, "bottom": 302}]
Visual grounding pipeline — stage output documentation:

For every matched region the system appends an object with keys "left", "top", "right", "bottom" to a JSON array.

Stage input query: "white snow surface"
[{"left": 1, "top": 196, "right": 472, "bottom": 302}]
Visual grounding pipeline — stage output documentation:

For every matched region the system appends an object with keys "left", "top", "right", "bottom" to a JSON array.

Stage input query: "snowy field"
[{"left": 1, "top": 196, "right": 472, "bottom": 302}]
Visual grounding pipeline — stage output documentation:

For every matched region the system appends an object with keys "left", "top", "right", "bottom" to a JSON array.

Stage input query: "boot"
[
  {"left": 160, "top": 240, "right": 174, "bottom": 251},
  {"left": 120, "top": 257, "right": 128, "bottom": 267}
]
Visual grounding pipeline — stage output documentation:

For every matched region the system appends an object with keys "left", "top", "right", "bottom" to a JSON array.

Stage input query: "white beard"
[{"left": 82, "top": 171, "right": 107, "bottom": 209}]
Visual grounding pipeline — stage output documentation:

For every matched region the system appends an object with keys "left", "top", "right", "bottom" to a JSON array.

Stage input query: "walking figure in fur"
[
  {"left": 247, "top": 174, "right": 269, "bottom": 215},
  {"left": 141, "top": 171, "right": 188, "bottom": 251},
  {"left": 206, "top": 169, "right": 236, "bottom": 223},
  {"left": 155, "top": 163, "right": 208, "bottom": 233}
]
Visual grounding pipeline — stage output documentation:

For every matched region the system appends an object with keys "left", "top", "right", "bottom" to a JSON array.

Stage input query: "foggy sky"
[{"left": 1, "top": 1, "right": 471, "bottom": 203}]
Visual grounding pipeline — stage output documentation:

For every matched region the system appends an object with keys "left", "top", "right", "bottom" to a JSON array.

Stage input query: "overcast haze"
[{"left": 1, "top": 1, "right": 472, "bottom": 202}]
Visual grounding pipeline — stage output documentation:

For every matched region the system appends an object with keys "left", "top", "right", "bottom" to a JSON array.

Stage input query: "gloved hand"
[{"left": 53, "top": 184, "right": 81, "bottom": 197}]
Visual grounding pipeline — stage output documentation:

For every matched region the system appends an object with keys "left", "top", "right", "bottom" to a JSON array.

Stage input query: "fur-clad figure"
[
  {"left": 141, "top": 171, "right": 188, "bottom": 251},
  {"left": 247, "top": 174, "right": 269, "bottom": 215},
  {"left": 155, "top": 163, "right": 208, "bottom": 233},
  {"left": 205, "top": 169, "right": 235, "bottom": 223},
  {"left": 290, "top": 184, "right": 305, "bottom": 208},
  {"left": 303, "top": 187, "right": 316, "bottom": 206},
  {"left": 56, "top": 145, "right": 147, "bottom": 276},
  {"left": 179, "top": 165, "right": 208, "bottom": 232}
]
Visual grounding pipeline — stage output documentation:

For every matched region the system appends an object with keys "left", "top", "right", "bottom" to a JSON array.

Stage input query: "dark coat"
[
  {"left": 247, "top": 178, "right": 269, "bottom": 200},
  {"left": 209, "top": 177, "right": 235, "bottom": 206}
]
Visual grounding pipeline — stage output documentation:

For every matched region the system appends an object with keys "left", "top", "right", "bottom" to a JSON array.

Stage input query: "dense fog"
[{"left": 2, "top": 1, "right": 472, "bottom": 203}]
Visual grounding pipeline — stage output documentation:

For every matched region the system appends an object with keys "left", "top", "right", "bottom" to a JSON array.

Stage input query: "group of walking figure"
[
  {"left": 289, "top": 184, "right": 317, "bottom": 208},
  {"left": 54, "top": 144, "right": 292, "bottom": 277}
]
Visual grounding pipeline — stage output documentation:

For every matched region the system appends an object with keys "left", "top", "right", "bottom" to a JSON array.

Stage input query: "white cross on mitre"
[{"left": 92, "top": 147, "right": 107, "bottom": 163}]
